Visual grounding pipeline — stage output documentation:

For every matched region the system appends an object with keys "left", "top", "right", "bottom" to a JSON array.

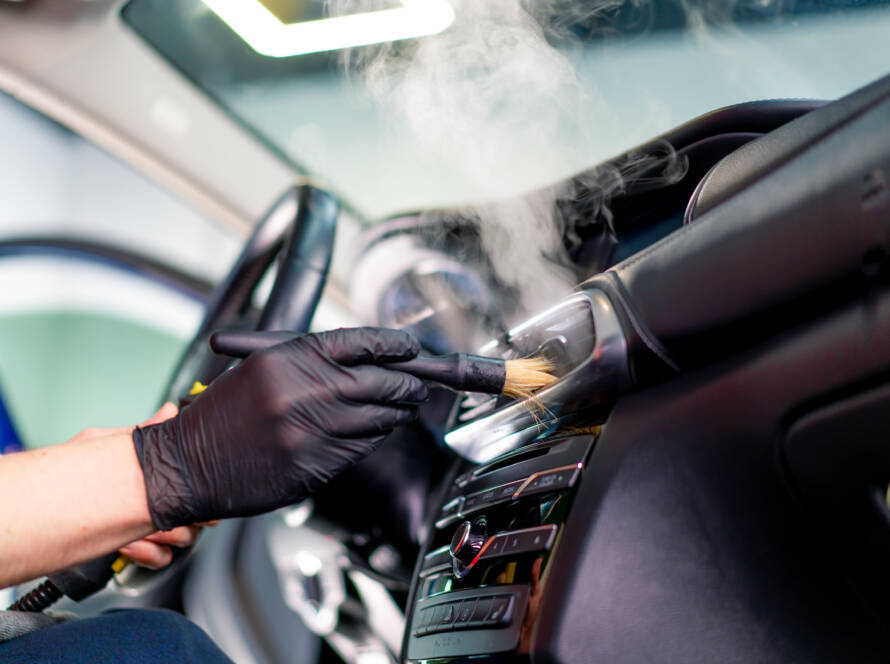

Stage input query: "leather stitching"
[{"left": 601, "top": 272, "right": 681, "bottom": 373}]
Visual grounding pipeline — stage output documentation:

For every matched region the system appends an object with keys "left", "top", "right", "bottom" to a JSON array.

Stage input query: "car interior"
[{"left": 1, "top": 1, "right": 890, "bottom": 663}]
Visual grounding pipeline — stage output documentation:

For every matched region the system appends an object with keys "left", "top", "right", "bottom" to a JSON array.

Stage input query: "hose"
[{"left": 7, "top": 580, "right": 63, "bottom": 612}]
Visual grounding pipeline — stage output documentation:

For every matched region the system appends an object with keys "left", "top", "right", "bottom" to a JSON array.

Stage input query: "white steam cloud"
[{"left": 331, "top": 0, "right": 685, "bottom": 314}]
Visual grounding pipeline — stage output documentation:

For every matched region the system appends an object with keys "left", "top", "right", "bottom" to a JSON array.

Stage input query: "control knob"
[{"left": 450, "top": 518, "right": 487, "bottom": 567}]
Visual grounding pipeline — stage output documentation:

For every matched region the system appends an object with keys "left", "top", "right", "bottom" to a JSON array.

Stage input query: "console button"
[
  {"left": 441, "top": 496, "right": 462, "bottom": 515},
  {"left": 482, "top": 534, "right": 506, "bottom": 558},
  {"left": 473, "top": 487, "right": 500, "bottom": 504},
  {"left": 460, "top": 491, "right": 487, "bottom": 512},
  {"left": 435, "top": 514, "right": 461, "bottom": 529},
  {"left": 412, "top": 607, "right": 434, "bottom": 637},
  {"left": 500, "top": 525, "right": 557, "bottom": 556},
  {"left": 422, "top": 546, "right": 451, "bottom": 567},
  {"left": 462, "top": 480, "right": 524, "bottom": 512},
  {"left": 502, "top": 532, "right": 525, "bottom": 555},
  {"left": 420, "top": 546, "right": 452, "bottom": 577},
  {"left": 496, "top": 482, "right": 522, "bottom": 499},
  {"left": 437, "top": 603, "right": 456, "bottom": 630},
  {"left": 518, "top": 465, "right": 581, "bottom": 497},
  {"left": 424, "top": 604, "right": 448, "bottom": 634},
  {"left": 454, "top": 599, "right": 475, "bottom": 627},
  {"left": 436, "top": 497, "right": 464, "bottom": 528},
  {"left": 468, "top": 597, "right": 493, "bottom": 628},
  {"left": 485, "top": 595, "right": 514, "bottom": 627},
  {"left": 525, "top": 471, "right": 561, "bottom": 491},
  {"left": 520, "top": 527, "right": 554, "bottom": 551}
]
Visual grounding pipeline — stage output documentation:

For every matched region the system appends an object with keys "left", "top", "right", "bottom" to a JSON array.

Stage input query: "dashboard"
[
  {"left": 406, "top": 434, "right": 592, "bottom": 661},
  {"left": 391, "top": 77, "right": 890, "bottom": 663},
  {"left": 375, "top": 98, "right": 822, "bottom": 663}
]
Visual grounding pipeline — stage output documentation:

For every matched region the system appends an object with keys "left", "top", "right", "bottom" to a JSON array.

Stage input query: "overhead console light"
[{"left": 201, "top": 0, "right": 455, "bottom": 58}]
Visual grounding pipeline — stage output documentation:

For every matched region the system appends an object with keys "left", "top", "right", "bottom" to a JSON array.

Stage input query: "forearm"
[{"left": 0, "top": 430, "right": 154, "bottom": 588}]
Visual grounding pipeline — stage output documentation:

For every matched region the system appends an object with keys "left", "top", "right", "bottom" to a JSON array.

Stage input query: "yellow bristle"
[{"left": 502, "top": 357, "right": 558, "bottom": 400}]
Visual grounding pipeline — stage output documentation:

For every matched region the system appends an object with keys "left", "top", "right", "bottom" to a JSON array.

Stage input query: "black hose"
[
  {"left": 7, "top": 580, "right": 63, "bottom": 612},
  {"left": 7, "top": 552, "right": 121, "bottom": 612}
]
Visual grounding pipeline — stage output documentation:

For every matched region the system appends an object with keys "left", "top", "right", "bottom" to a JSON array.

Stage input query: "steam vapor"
[{"left": 329, "top": 0, "right": 689, "bottom": 314}]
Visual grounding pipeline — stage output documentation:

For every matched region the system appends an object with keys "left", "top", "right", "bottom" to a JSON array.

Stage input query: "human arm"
[
  {"left": 0, "top": 327, "right": 426, "bottom": 588},
  {"left": 0, "top": 408, "right": 210, "bottom": 584},
  {"left": 0, "top": 426, "right": 154, "bottom": 588}
]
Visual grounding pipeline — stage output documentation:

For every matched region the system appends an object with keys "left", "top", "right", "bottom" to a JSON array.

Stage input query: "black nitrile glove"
[{"left": 133, "top": 327, "right": 428, "bottom": 531}]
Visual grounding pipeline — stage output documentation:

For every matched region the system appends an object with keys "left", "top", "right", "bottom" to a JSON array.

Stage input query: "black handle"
[
  {"left": 46, "top": 551, "right": 120, "bottom": 602},
  {"left": 386, "top": 354, "right": 505, "bottom": 393},
  {"left": 210, "top": 330, "right": 506, "bottom": 394}
]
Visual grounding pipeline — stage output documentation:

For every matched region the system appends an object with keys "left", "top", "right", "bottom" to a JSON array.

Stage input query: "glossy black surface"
[
  {"left": 534, "top": 287, "right": 890, "bottom": 663},
  {"left": 403, "top": 434, "right": 594, "bottom": 662}
]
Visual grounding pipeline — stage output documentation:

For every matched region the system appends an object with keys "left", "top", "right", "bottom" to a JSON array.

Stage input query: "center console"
[{"left": 403, "top": 433, "right": 595, "bottom": 662}]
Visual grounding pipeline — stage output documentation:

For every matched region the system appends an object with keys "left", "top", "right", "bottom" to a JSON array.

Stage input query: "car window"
[
  {"left": 123, "top": 0, "right": 890, "bottom": 220},
  {"left": 0, "top": 91, "right": 240, "bottom": 283},
  {"left": 0, "top": 91, "right": 237, "bottom": 448}
]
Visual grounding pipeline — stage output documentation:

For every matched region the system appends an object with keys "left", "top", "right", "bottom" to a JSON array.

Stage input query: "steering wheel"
[
  {"left": 165, "top": 184, "right": 338, "bottom": 401},
  {"left": 114, "top": 183, "right": 339, "bottom": 596}
]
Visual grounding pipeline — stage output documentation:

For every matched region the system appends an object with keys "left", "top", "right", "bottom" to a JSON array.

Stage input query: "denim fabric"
[{"left": 0, "top": 609, "right": 233, "bottom": 663}]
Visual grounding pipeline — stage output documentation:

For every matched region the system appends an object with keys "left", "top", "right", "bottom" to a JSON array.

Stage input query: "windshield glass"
[{"left": 123, "top": 0, "right": 890, "bottom": 221}]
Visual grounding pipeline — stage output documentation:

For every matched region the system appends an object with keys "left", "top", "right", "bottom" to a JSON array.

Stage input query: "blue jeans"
[{"left": 0, "top": 609, "right": 233, "bottom": 663}]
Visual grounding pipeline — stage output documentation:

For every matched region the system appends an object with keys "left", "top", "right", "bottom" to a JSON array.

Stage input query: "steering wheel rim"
[
  {"left": 165, "top": 184, "right": 339, "bottom": 403},
  {"left": 115, "top": 183, "right": 339, "bottom": 596}
]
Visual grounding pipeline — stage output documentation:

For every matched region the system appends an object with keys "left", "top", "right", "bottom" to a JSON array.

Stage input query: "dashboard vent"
[{"left": 457, "top": 393, "right": 499, "bottom": 422}]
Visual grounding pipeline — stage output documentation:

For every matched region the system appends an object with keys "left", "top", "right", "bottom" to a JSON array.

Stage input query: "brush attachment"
[
  {"left": 392, "top": 355, "right": 557, "bottom": 398},
  {"left": 209, "top": 330, "right": 558, "bottom": 398},
  {"left": 502, "top": 357, "right": 558, "bottom": 400}
]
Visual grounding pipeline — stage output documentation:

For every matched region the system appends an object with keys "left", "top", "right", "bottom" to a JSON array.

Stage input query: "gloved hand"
[{"left": 133, "top": 327, "right": 428, "bottom": 531}]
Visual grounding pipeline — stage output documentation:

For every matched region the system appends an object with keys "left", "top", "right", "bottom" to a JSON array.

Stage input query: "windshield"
[{"left": 123, "top": 0, "right": 890, "bottom": 221}]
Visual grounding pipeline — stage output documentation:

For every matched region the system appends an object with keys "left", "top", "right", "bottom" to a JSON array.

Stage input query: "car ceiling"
[{"left": 0, "top": 0, "right": 299, "bottom": 236}]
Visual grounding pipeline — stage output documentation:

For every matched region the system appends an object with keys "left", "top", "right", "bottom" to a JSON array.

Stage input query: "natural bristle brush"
[{"left": 209, "top": 330, "right": 558, "bottom": 397}]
